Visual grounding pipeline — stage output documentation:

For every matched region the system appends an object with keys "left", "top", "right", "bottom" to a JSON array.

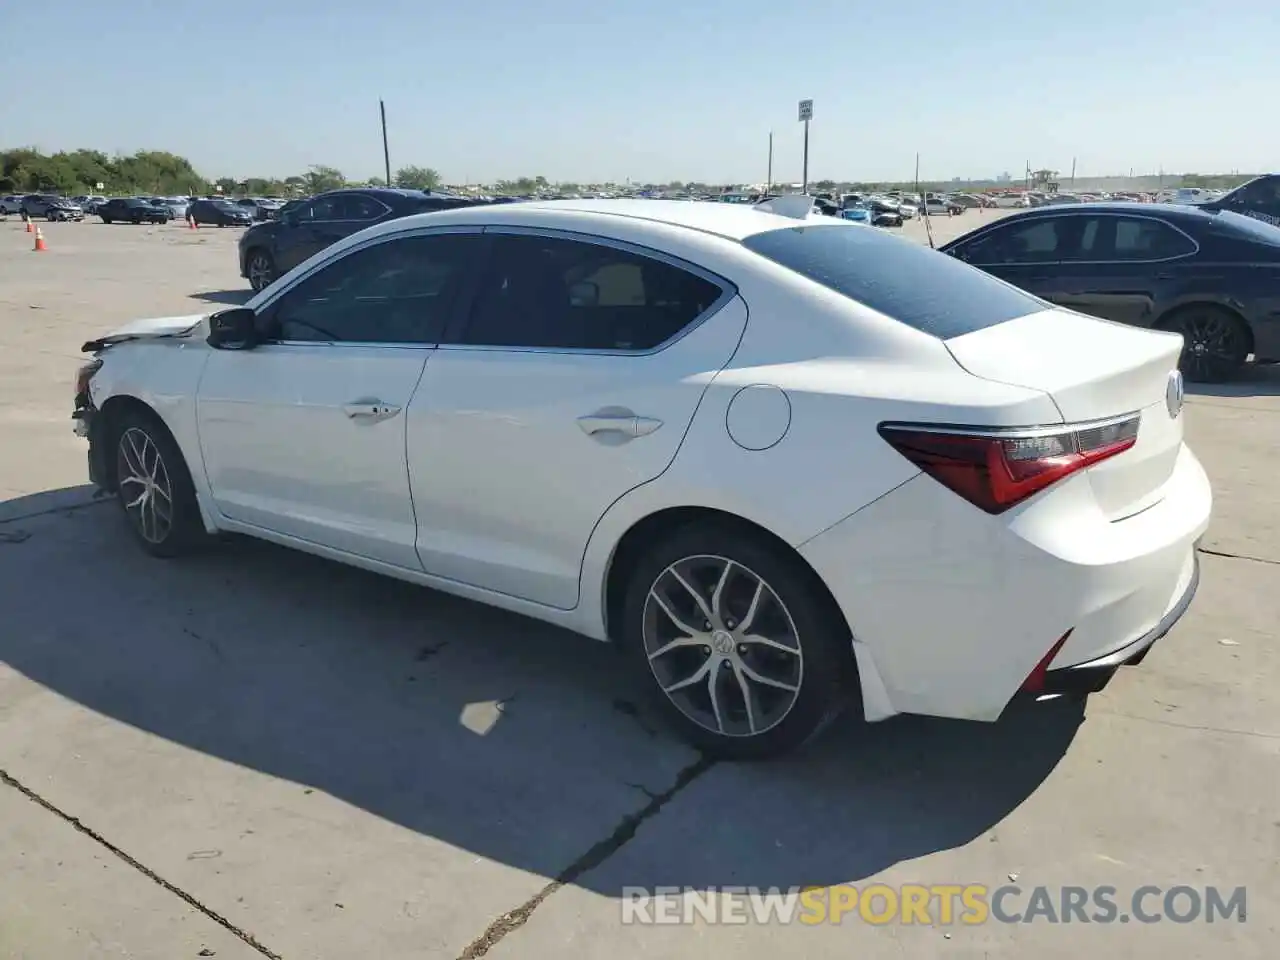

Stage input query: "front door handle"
[{"left": 343, "top": 399, "right": 401, "bottom": 423}]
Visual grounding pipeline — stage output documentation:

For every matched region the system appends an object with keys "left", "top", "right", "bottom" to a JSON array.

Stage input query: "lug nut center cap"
[{"left": 710, "top": 629, "right": 735, "bottom": 655}]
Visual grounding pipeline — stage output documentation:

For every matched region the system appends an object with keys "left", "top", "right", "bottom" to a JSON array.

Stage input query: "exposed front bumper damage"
[{"left": 72, "top": 397, "right": 110, "bottom": 490}]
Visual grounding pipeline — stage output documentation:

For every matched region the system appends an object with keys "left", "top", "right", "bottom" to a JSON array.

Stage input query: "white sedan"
[
  {"left": 72, "top": 199, "right": 1211, "bottom": 759},
  {"left": 992, "top": 193, "right": 1031, "bottom": 208}
]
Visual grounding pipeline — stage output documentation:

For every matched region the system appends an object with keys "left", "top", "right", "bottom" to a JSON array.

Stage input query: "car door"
[
  {"left": 196, "top": 229, "right": 484, "bottom": 568},
  {"left": 1048, "top": 215, "right": 1196, "bottom": 328},
  {"left": 947, "top": 215, "right": 1080, "bottom": 301},
  {"left": 406, "top": 229, "right": 745, "bottom": 609},
  {"left": 278, "top": 193, "right": 390, "bottom": 273},
  {"left": 274, "top": 194, "right": 345, "bottom": 273}
]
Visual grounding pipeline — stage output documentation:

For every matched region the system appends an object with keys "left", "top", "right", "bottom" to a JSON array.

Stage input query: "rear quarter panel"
[{"left": 577, "top": 261, "right": 1064, "bottom": 639}]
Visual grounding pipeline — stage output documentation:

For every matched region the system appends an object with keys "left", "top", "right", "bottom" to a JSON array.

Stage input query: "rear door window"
[
  {"left": 958, "top": 217, "right": 1073, "bottom": 265},
  {"left": 743, "top": 223, "right": 1045, "bottom": 340},
  {"left": 1112, "top": 217, "right": 1196, "bottom": 259}
]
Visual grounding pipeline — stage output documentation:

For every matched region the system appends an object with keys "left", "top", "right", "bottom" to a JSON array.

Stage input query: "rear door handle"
[
  {"left": 344, "top": 399, "right": 401, "bottom": 423},
  {"left": 577, "top": 411, "right": 664, "bottom": 439}
]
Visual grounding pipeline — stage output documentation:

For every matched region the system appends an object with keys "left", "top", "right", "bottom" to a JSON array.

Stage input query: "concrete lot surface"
[{"left": 1, "top": 214, "right": 1277, "bottom": 959}]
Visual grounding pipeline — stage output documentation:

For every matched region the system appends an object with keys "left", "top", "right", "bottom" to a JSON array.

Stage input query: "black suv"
[
  {"left": 189, "top": 198, "right": 254, "bottom": 227},
  {"left": 238, "top": 188, "right": 486, "bottom": 291},
  {"left": 98, "top": 198, "right": 170, "bottom": 224},
  {"left": 1203, "top": 174, "right": 1280, "bottom": 227}
]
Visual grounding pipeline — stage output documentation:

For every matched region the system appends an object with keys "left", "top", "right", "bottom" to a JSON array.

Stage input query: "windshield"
[
  {"left": 210, "top": 200, "right": 236, "bottom": 210},
  {"left": 741, "top": 223, "right": 1045, "bottom": 339}
]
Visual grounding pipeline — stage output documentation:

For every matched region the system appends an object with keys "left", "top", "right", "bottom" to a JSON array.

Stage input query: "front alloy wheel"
[
  {"left": 247, "top": 251, "right": 275, "bottom": 291},
  {"left": 117, "top": 426, "right": 174, "bottom": 546},
  {"left": 111, "top": 410, "right": 208, "bottom": 558}
]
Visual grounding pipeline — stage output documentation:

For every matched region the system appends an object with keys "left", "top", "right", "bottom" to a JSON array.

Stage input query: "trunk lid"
[{"left": 945, "top": 308, "right": 1186, "bottom": 520}]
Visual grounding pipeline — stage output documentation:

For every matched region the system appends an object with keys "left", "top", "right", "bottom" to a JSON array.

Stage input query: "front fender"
[{"left": 90, "top": 342, "right": 217, "bottom": 529}]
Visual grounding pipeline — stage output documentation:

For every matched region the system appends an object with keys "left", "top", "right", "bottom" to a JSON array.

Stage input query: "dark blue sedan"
[{"left": 940, "top": 203, "right": 1280, "bottom": 381}]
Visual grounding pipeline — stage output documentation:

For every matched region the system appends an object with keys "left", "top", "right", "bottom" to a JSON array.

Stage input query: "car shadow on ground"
[
  {"left": 189, "top": 289, "right": 253, "bottom": 306},
  {"left": 1188, "top": 363, "right": 1280, "bottom": 398},
  {"left": 0, "top": 486, "right": 1081, "bottom": 895}
]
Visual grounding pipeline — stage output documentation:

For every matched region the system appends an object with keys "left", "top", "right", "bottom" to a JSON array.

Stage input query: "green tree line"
[
  {"left": 2, "top": 146, "right": 1258, "bottom": 198},
  {"left": 0, "top": 147, "right": 448, "bottom": 197}
]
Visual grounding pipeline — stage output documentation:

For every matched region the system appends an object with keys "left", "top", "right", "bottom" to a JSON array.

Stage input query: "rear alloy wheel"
[
  {"left": 246, "top": 250, "right": 276, "bottom": 291},
  {"left": 113, "top": 410, "right": 208, "bottom": 558},
  {"left": 1164, "top": 306, "right": 1250, "bottom": 383},
  {"left": 622, "top": 524, "right": 855, "bottom": 759}
]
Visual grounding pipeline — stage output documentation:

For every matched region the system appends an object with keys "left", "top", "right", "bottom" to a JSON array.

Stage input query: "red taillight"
[
  {"left": 878, "top": 414, "right": 1140, "bottom": 514},
  {"left": 1020, "top": 630, "right": 1072, "bottom": 694}
]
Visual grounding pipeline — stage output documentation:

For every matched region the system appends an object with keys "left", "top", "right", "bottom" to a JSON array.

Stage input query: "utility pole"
[
  {"left": 766, "top": 131, "right": 773, "bottom": 196},
  {"left": 380, "top": 99, "right": 392, "bottom": 187},
  {"left": 1070, "top": 156, "right": 1076, "bottom": 188},
  {"left": 798, "top": 99, "right": 813, "bottom": 193}
]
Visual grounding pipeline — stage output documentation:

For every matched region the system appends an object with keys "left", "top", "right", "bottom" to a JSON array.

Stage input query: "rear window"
[{"left": 741, "top": 223, "right": 1045, "bottom": 339}]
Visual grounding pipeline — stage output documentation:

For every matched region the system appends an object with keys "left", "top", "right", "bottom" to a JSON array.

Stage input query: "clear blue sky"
[{"left": 1, "top": 0, "right": 1275, "bottom": 185}]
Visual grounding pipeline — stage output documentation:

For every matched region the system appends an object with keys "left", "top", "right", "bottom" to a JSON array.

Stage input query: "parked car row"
[{"left": 0, "top": 192, "right": 287, "bottom": 225}]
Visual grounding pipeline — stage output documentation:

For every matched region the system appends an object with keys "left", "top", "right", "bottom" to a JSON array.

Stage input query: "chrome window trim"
[
  {"left": 962, "top": 210, "right": 1201, "bottom": 267},
  {"left": 437, "top": 224, "right": 739, "bottom": 358}
]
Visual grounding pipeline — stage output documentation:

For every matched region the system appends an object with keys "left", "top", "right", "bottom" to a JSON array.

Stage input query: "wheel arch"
[
  {"left": 601, "top": 505, "right": 853, "bottom": 647},
  {"left": 94, "top": 393, "right": 220, "bottom": 535}
]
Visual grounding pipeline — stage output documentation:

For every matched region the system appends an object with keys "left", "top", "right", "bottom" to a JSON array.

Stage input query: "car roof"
[
  {"left": 1004, "top": 201, "right": 1216, "bottom": 221},
  {"left": 371, "top": 198, "right": 816, "bottom": 242}
]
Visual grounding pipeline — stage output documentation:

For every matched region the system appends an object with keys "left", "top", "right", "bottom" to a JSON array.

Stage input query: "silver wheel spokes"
[
  {"left": 643, "top": 556, "right": 802, "bottom": 738},
  {"left": 117, "top": 427, "right": 174, "bottom": 544},
  {"left": 249, "top": 257, "right": 270, "bottom": 288}
]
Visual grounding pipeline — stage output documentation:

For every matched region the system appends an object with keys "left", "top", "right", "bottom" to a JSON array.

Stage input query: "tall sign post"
[
  {"left": 798, "top": 99, "right": 813, "bottom": 193},
  {"left": 380, "top": 99, "right": 392, "bottom": 187},
  {"left": 766, "top": 131, "right": 773, "bottom": 196}
]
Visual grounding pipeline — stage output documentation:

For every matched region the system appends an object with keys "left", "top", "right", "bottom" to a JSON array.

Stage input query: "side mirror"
[{"left": 207, "top": 307, "right": 260, "bottom": 350}]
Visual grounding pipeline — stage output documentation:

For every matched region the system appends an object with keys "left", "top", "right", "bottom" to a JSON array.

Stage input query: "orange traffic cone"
[
  {"left": 33, "top": 227, "right": 47, "bottom": 252},
  {"left": 188, "top": 215, "right": 197, "bottom": 230},
  {"left": 24, "top": 215, "right": 33, "bottom": 233}
]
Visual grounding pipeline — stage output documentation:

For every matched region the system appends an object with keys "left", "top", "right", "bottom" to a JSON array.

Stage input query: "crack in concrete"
[
  {"left": 0, "top": 767, "right": 283, "bottom": 959},
  {"left": 1197, "top": 546, "right": 1280, "bottom": 567},
  {"left": 0, "top": 494, "right": 111, "bottom": 526},
  {"left": 456, "top": 754, "right": 716, "bottom": 959}
]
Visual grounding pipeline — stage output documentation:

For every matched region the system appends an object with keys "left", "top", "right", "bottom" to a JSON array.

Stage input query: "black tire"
[
  {"left": 1160, "top": 305, "right": 1250, "bottom": 383},
  {"left": 131, "top": 217, "right": 142, "bottom": 225},
  {"left": 101, "top": 216, "right": 112, "bottom": 224},
  {"left": 619, "top": 521, "right": 857, "bottom": 760},
  {"left": 111, "top": 406, "right": 209, "bottom": 558},
  {"left": 246, "top": 249, "right": 276, "bottom": 292}
]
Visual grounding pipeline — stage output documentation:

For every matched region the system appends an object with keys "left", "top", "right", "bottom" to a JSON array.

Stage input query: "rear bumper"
[
  {"left": 799, "top": 443, "right": 1212, "bottom": 723},
  {"left": 1035, "top": 551, "right": 1200, "bottom": 697}
]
